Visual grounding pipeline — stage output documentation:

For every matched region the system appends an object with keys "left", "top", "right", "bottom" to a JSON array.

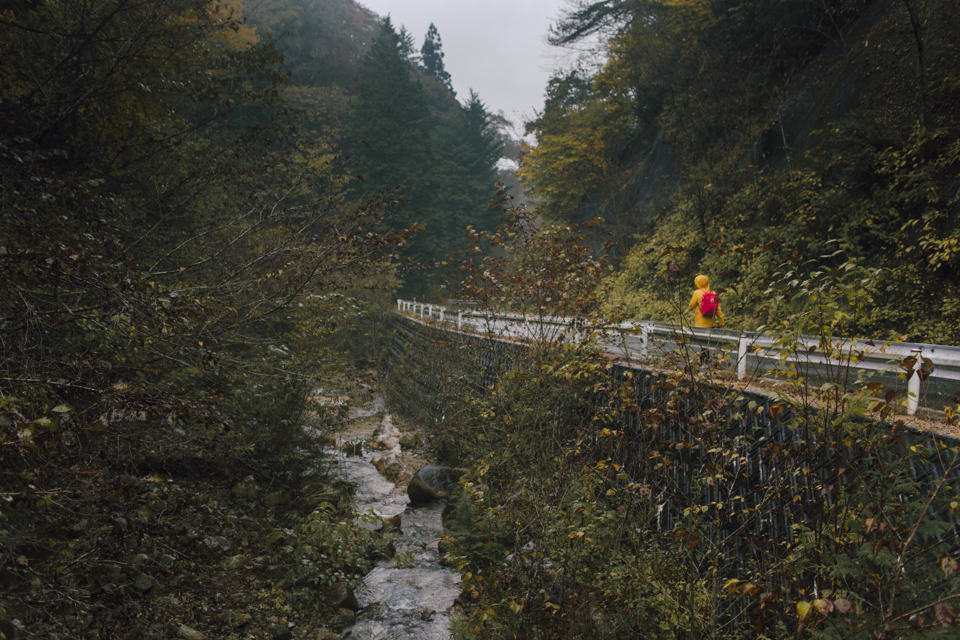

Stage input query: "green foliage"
[
  {"left": 247, "top": 0, "right": 379, "bottom": 89},
  {"left": 398, "top": 252, "right": 960, "bottom": 639},
  {"left": 351, "top": 18, "right": 433, "bottom": 202},
  {"left": 531, "top": 0, "right": 960, "bottom": 344},
  {"left": 0, "top": 0, "right": 406, "bottom": 604},
  {"left": 242, "top": 6, "right": 509, "bottom": 298},
  {"left": 349, "top": 18, "right": 506, "bottom": 296},
  {"left": 293, "top": 503, "right": 394, "bottom": 588},
  {"left": 420, "top": 23, "right": 453, "bottom": 90},
  {"left": 449, "top": 190, "right": 617, "bottom": 336},
  {"left": 520, "top": 68, "right": 640, "bottom": 225}
]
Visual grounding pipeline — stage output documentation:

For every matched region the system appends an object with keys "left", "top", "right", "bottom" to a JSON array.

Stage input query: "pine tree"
[
  {"left": 351, "top": 17, "right": 431, "bottom": 201},
  {"left": 398, "top": 25, "right": 419, "bottom": 65},
  {"left": 427, "top": 90, "right": 506, "bottom": 251},
  {"left": 420, "top": 23, "right": 453, "bottom": 91},
  {"left": 351, "top": 17, "right": 447, "bottom": 290},
  {"left": 463, "top": 90, "right": 505, "bottom": 189},
  {"left": 351, "top": 19, "right": 506, "bottom": 295}
]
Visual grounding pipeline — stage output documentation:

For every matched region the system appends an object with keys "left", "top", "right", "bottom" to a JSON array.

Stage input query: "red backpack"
[{"left": 700, "top": 290, "right": 719, "bottom": 317}]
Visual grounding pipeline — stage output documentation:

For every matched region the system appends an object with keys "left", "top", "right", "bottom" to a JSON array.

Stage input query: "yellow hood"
[{"left": 694, "top": 274, "right": 710, "bottom": 289}]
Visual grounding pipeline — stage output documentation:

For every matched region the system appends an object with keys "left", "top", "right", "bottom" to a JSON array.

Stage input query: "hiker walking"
[{"left": 689, "top": 274, "right": 724, "bottom": 328}]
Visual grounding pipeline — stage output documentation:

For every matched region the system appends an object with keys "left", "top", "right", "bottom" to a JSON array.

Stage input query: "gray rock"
[
  {"left": 177, "top": 624, "right": 205, "bottom": 640},
  {"left": 398, "top": 433, "right": 419, "bottom": 449},
  {"left": 158, "top": 553, "right": 176, "bottom": 567},
  {"left": 407, "top": 466, "right": 466, "bottom": 506},
  {"left": 129, "top": 553, "right": 151, "bottom": 566},
  {"left": 70, "top": 518, "right": 90, "bottom": 536},
  {"left": 222, "top": 554, "right": 246, "bottom": 571},
  {"left": 378, "top": 514, "right": 402, "bottom": 533},
  {"left": 313, "top": 630, "right": 340, "bottom": 640},
  {"left": 271, "top": 623, "right": 292, "bottom": 640},
  {"left": 134, "top": 573, "right": 155, "bottom": 593},
  {"left": 202, "top": 536, "right": 231, "bottom": 553}
]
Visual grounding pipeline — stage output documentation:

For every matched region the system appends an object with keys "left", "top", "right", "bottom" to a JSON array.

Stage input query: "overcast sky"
[{"left": 357, "top": 0, "right": 576, "bottom": 131}]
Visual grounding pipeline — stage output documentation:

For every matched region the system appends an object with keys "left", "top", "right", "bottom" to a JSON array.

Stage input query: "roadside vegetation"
[
  {"left": 385, "top": 202, "right": 960, "bottom": 639},
  {"left": 522, "top": 0, "right": 960, "bottom": 344},
  {"left": 0, "top": 0, "right": 406, "bottom": 636}
]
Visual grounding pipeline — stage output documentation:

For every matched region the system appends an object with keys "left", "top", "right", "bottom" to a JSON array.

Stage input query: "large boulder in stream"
[{"left": 407, "top": 465, "right": 466, "bottom": 506}]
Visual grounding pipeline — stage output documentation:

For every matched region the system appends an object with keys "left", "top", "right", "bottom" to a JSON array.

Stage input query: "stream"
[{"left": 334, "top": 397, "right": 461, "bottom": 639}]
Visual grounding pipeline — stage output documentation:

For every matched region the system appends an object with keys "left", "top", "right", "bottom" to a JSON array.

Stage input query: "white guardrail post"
[
  {"left": 458, "top": 311, "right": 463, "bottom": 330},
  {"left": 908, "top": 347, "right": 922, "bottom": 416},
  {"left": 439, "top": 307, "right": 445, "bottom": 322},
  {"left": 640, "top": 323, "right": 650, "bottom": 359},
  {"left": 737, "top": 335, "right": 748, "bottom": 381}
]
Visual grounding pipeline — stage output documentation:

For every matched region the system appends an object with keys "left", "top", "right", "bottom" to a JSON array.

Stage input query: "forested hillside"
[
  {"left": 0, "top": 0, "right": 505, "bottom": 635},
  {"left": 522, "top": 0, "right": 960, "bottom": 344},
  {"left": 246, "top": 1, "right": 509, "bottom": 296}
]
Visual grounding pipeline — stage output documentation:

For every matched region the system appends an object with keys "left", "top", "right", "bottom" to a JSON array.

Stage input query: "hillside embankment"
[
  {"left": 383, "top": 314, "right": 960, "bottom": 639},
  {"left": 0, "top": 372, "right": 408, "bottom": 640}
]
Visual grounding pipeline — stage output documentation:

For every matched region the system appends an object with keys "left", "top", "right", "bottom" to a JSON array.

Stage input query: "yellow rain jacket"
[{"left": 689, "top": 274, "right": 724, "bottom": 328}]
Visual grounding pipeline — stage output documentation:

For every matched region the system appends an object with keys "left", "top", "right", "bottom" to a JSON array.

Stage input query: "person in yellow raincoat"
[{"left": 689, "top": 274, "right": 724, "bottom": 328}]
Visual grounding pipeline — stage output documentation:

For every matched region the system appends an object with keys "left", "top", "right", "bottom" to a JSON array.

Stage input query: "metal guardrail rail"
[{"left": 396, "top": 299, "right": 960, "bottom": 417}]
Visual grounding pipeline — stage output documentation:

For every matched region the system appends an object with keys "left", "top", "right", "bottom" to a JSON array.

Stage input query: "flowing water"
[{"left": 335, "top": 400, "right": 460, "bottom": 639}]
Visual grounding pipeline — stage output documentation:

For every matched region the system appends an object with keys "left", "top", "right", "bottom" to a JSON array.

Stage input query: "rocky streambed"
[{"left": 334, "top": 399, "right": 461, "bottom": 639}]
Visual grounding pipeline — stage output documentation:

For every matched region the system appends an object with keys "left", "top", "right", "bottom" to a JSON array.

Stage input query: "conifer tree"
[
  {"left": 351, "top": 17, "right": 431, "bottom": 203},
  {"left": 463, "top": 91, "right": 505, "bottom": 188},
  {"left": 420, "top": 23, "right": 453, "bottom": 90},
  {"left": 459, "top": 91, "right": 505, "bottom": 232},
  {"left": 398, "top": 25, "right": 419, "bottom": 64},
  {"left": 352, "top": 19, "right": 506, "bottom": 294}
]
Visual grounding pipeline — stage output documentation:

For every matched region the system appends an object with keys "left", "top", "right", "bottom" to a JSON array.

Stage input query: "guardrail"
[{"left": 396, "top": 299, "right": 960, "bottom": 417}]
